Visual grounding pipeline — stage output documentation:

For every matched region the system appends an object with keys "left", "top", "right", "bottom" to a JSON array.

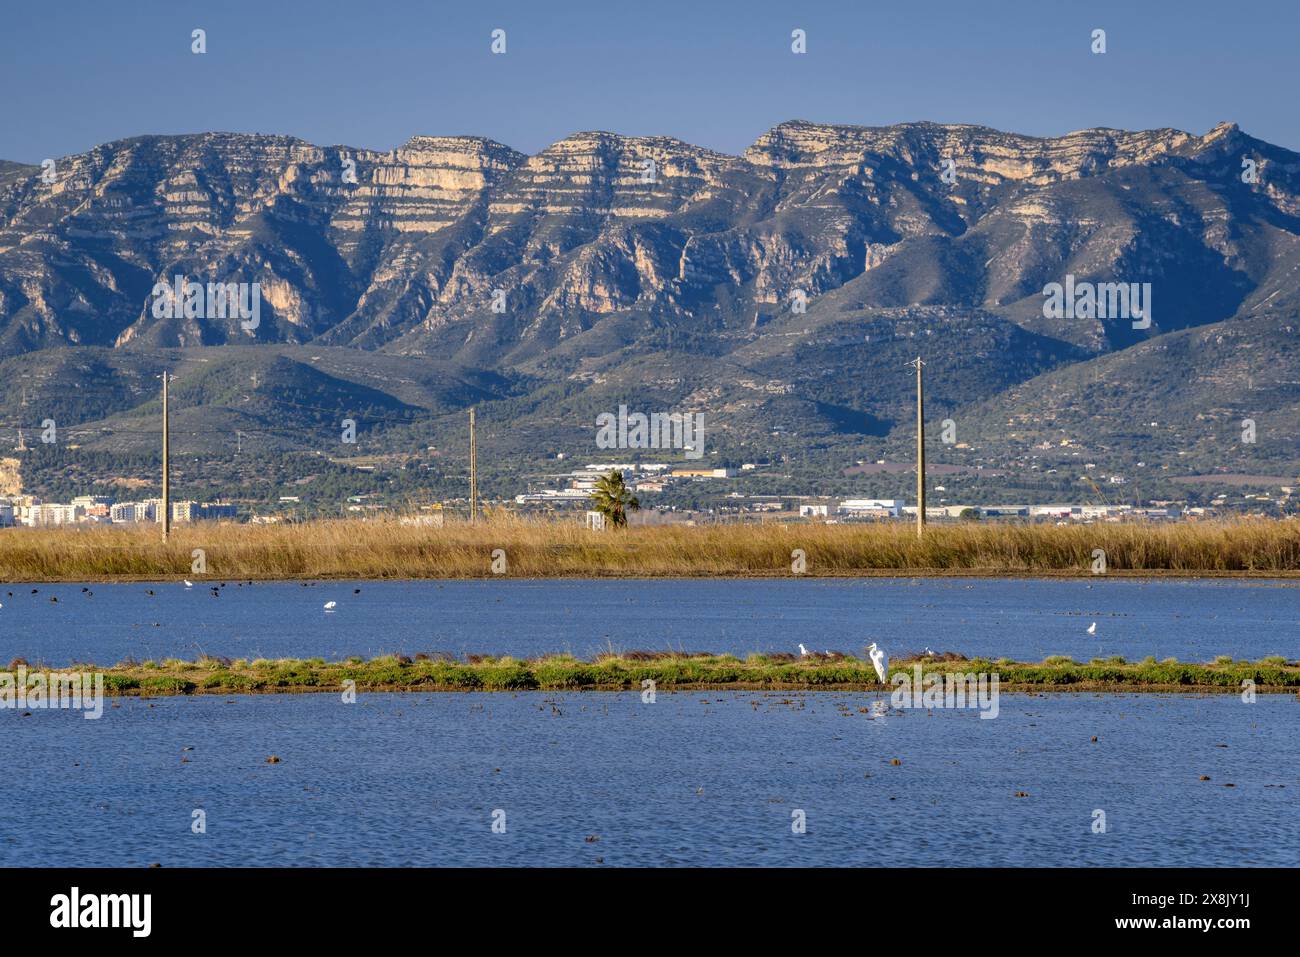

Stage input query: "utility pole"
[
  {"left": 161, "top": 371, "right": 171, "bottom": 542},
  {"left": 912, "top": 357, "right": 926, "bottom": 538},
  {"left": 468, "top": 407, "right": 478, "bottom": 524}
]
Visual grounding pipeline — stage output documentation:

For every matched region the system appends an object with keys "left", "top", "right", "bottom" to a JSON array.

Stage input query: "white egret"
[
  {"left": 797, "top": 643, "right": 810, "bottom": 657},
  {"left": 867, "top": 642, "right": 888, "bottom": 684},
  {"left": 1087, "top": 622, "right": 1097, "bottom": 635},
  {"left": 184, "top": 580, "right": 193, "bottom": 588},
  {"left": 324, "top": 601, "right": 337, "bottom": 612}
]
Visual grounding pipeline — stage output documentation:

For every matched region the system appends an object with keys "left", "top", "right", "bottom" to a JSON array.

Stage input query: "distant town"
[
  {"left": 0, "top": 495, "right": 237, "bottom": 528},
  {"left": 510, "top": 461, "right": 1252, "bottom": 523},
  {"left": 4, "top": 457, "right": 1289, "bottom": 529}
]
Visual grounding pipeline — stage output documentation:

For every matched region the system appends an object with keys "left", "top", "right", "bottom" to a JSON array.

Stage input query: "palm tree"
[{"left": 589, "top": 470, "right": 640, "bottom": 528}]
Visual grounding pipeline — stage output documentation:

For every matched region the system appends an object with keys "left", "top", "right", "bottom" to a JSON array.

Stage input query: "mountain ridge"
[{"left": 2, "top": 119, "right": 1298, "bottom": 498}]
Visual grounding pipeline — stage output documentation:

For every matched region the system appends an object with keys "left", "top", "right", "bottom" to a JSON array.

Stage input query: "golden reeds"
[{"left": 1, "top": 514, "right": 1298, "bottom": 581}]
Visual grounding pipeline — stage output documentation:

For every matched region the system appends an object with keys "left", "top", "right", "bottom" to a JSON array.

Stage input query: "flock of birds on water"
[
  {"left": 0, "top": 587, "right": 1102, "bottom": 672},
  {"left": 0, "top": 581, "right": 365, "bottom": 613}
]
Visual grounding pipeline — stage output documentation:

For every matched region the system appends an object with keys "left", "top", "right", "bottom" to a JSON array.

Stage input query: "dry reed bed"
[{"left": 1, "top": 516, "right": 1299, "bottom": 581}]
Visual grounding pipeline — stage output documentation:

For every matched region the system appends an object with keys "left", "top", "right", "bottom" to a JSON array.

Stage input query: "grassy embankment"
[
  {"left": 23, "top": 652, "right": 1299, "bottom": 696},
  {"left": 2, "top": 516, "right": 1300, "bottom": 580}
]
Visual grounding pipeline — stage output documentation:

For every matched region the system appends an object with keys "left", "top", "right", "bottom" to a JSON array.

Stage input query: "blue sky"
[{"left": 3, "top": 0, "right": 1298, "bottom": 162}]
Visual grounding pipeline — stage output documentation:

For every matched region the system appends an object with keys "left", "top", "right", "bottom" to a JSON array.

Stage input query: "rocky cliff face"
[{"left": 1, "top": 119, "right": 1297, "bottom": 369}]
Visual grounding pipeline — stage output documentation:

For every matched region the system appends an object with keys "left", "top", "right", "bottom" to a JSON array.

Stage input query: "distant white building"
[
  {"left": 901, "top": 506, "right": 955, "bottom": 519},
  {"left": 799, "top": 504, "right": 829, "bottom": 518},
  {"left": 670, "top": 468, "right": 734, "bottom": 478},
  {"left": 23, "top": 503, "right": 84, "bottom": 527},
  {"left": 1080, "top": 505, "right": 1131, "bottom": 520},
  {"left": 71, "top": 495, "right": 112, "bottom": 508},
  {"left": 110, "top": 502, "right": 150, "bottom": 523},
  {"left": 515, "top": 489, "right": 591, "bottom": 504},
  {"left": 1133, "top": 507, "right": 1181, "bottom": 520},
  {"left": 1030, "top": 505, "right": 1078, "bottom": 519},
  {"left": 839, "top": 498, "right": 903, "bottom": 518}
]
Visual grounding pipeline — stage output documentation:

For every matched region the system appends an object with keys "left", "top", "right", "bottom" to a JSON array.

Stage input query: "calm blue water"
[
  {"left": 0, "top": 578, "right": 1294, "bottom": 666},
  {"left": 1, "top": 691, "right": 1295, "bottom": 867}
]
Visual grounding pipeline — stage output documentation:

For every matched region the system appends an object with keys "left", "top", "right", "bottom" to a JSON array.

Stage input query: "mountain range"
[{"left": 2, "top": 119, "right": 1298, "bottom": 501}]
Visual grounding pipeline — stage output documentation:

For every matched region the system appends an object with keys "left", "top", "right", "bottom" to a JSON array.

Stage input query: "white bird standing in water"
[
  {"left": 1087, "top": 622, "right": 1097, "bottom": 635},
  {"left": 797, "top": 643, "right": 810, "bottom": 657},
  {"left": 324, "top": 601, "right": 337, "bottom": 612},
  {"left": 867, "top": 642, "right": 888, "bottom": 684},
  {"left": 184, "top": 580, "right": 193, "bottom": 588}
]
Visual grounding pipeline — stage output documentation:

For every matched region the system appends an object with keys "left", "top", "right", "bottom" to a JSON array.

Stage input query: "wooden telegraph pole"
[
  {"left": 468, "top": 407, "right": 478, "bottom": 524},
  {"left": 912, "top": 357, "right": 926, "bottom": 538},
  {"left": 161, "top": 371, "right": 171, "bottom": 542}
]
